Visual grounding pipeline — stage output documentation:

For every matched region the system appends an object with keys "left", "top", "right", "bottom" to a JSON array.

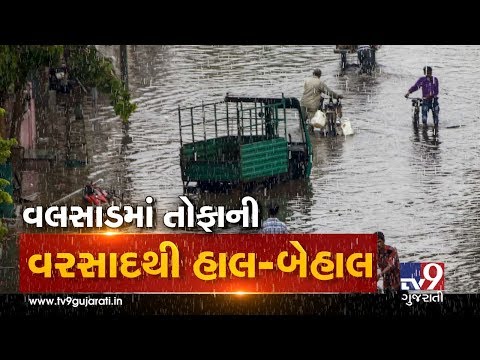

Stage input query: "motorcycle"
[
  {"left": 357, "top": 45, "right": 378, "bottom": 75},
  {"left": 83, "top": 183, "right": 114, "bottom": 206}
]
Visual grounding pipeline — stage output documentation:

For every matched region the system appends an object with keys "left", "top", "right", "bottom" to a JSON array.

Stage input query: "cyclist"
[
  {"left": 301, "top": 68, "right": 343, "bottom": 121},
  {"left": 405, "top": 66, "right": 439, "bottom": 128}
]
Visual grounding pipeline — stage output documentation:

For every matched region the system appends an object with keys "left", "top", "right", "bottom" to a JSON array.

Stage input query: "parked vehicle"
[
  {"left": 177, "top": 94, "right": 313, "bottom": 193},
  {"left": 82, "top": 183, "right": 113, "bottom": 205},
  {"left": 334, "top": 45, "right": 381, "bottom": 74}
]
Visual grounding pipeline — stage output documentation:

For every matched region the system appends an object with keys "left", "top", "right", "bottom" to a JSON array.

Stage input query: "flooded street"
[{"left": 17, "top": 45, "right": 480, "bottom": 293}]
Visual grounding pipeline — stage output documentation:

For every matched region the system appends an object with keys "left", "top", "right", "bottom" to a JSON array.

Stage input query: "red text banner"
[{"left": 20, "top": 233, "right": 377, "bottom": 293}]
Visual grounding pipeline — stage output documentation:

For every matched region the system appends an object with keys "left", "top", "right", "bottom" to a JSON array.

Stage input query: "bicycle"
[
  {"left": 324, "top": 97, "right": 342, "bottom": 136},
  {"left": 408, "top": 96, "right": 441, "bottom": 137},
  {"left": 308, "top": 97, "right": 343, "bottom": 137},
  {"left": 408, "top": 97, "right": 423, "bottom": 128}
]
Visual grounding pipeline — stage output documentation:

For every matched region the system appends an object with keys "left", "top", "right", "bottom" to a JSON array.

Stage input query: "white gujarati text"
[
  {"left": 164, "top": 195, "right": 259, "bottom": 232},
  {"left": 401, "top": 291, "right": 444, "bottom": 306},
  {"left": 23, "top": 196, "right": 155, "bottom": 228}
]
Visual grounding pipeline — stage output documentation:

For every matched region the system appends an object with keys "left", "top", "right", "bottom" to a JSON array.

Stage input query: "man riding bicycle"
[{"left": 405, "top": 66, "right": 440, "bottom": 128}]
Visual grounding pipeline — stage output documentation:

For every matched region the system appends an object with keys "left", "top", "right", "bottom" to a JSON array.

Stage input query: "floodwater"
[{"left": 15, "top": 45, "right": 480, "bottom": 293}]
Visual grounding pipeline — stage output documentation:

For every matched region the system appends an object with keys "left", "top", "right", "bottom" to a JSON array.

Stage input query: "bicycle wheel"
[
  {"left": 413, "top": 108, "right": 419, "bottom": 127},
  {"left": 327, "top": 113, "right": 336, "bottom": 136},
  {"left": 308, "top": 123, "right": 314, "bottom": 135},
  {"left": 341, "top": 53, "right": 347, "bottom": 71}
]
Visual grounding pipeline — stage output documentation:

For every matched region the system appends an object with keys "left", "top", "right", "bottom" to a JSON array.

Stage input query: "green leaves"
[
  {"left": 0, "top": 178, "right": 12, "bottom": 204},
  {"left": 0, "top": 45, "right": 63, "bottom": 93},
  {"left": 67, "top": 45, "right": 136, "bottom": 122},
  {"left": 0, "top": 221, "right": 8, "bottom": 240},
  {"left": 1, "top": 45, "right": 136, "bottom": 122},
  {"left": 114, "top": 96, "right": 138, "bottom": 123},
  {"left": 0, "top": 111, "right": 16, "bottom": 209},
  {"left": 0, "top": 138, "right": 17, "bottom": 165},
  {"left": 0, "top": 109, "right": 15, "bottom": 239}
]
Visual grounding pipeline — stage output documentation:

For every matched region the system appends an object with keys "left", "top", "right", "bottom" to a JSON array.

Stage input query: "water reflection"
[
  {"left": 410, "top": 126, "right": 442, "bottom": 175},
  {"left": 259, "top": 179, "right": 314, "bottom": 233}
]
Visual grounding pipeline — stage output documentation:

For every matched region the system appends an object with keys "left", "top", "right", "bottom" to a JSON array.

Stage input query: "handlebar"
[
  {"left": 319, "top": 96, "right": 342, "bottom": 109},
  {"left": 405, "top": 96, "right": 423, "bottom": 101},
  {"left": 321, "top": 95, "right": 342, "bottom": 101},
  {"left": 323, "top": 96, "right": 342, "bottom": 104},
  {"left": 406, "top": 96, "right": 438, "bottom": 101}
]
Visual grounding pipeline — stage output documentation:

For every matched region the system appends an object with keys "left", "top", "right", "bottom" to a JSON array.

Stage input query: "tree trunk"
[
  {"left": 9, "top": 84, "right": 25, "bottom": 140},
  {"left": 120, "top": 45, "right": 128, "bottom": 91}
]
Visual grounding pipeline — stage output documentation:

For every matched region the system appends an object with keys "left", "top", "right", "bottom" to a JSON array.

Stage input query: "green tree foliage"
[
  {"left": 0, "top": 137, "right": 17, "bottom": 164},
  {"left": 0, "top": 45, "right": 136, "bottom": 131},
  {"left": 66, "top": 45, "right": 137, "bottom": 123},
  {"left": 0, "top": 46, "right": 137, "bottom": 238},
  {"left": 0, "top": 47, "right": 62, "bottom": 238},
  {"left": 0, "top": 107, "right": 16, "bottom": 239},
  {"left": 0, "top": 109, "right": 17, "bottom": 189},
  {"left": 0, "top": 45, "right": 63, "bottom": 94},
  {"left": 0, "top": 45, "right": 64, "bottom": 139}
]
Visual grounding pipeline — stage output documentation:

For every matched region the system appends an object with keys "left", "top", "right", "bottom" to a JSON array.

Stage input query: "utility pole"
[{"left": 119, "top": 45, "right": 129, "bottom": 91}]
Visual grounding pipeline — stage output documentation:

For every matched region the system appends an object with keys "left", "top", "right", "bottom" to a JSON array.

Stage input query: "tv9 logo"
[{"left": 400, "top": 262, "right": 444, "bottom": 291}]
